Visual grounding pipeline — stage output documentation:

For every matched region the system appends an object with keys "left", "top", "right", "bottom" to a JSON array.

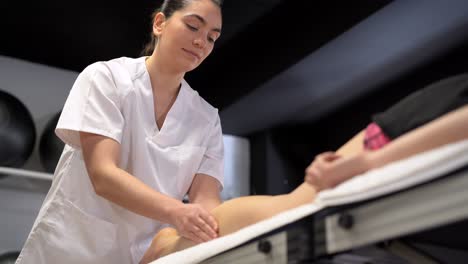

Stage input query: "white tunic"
[{"left": 16, "top": 57, "right": 224, "bottom": 264}]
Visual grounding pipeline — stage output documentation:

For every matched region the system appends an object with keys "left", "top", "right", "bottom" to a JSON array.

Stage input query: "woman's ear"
[{"left": 153, "top": 12, "right": 166, "bottom": 37}]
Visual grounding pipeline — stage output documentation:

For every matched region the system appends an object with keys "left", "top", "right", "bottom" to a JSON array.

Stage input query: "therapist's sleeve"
[
  {"left": 197, "top": 115, "right": 224, "bottom": 190},
  {"left": 55, "top": 63, "right": 125, "bottom": 148}
]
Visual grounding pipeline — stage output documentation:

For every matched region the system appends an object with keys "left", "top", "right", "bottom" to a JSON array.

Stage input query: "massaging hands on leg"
[
  {"left": 169, "top": 203, "right": 218, "bottom": 243},
  {"left": 80, "top": 132, "right": 219, "bottom": 244}
]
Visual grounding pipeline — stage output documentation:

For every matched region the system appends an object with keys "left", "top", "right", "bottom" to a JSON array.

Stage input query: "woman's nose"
[{"left": 193, "top": 37, "right": 206, "bottom": 49}]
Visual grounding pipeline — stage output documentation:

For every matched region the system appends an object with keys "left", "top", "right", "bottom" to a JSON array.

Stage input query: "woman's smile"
[{"left": 182, "top": 48, "right": 201, "bottom": 60}]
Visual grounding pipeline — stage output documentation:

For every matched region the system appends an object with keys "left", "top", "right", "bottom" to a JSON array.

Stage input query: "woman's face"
[{"left": 154, "top": 0, "right": 222, "bottom": 73}]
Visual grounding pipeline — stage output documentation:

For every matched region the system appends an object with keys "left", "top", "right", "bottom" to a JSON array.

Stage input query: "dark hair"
[{"left": 141, "top": 0, "right": 223, "bottom": 56}]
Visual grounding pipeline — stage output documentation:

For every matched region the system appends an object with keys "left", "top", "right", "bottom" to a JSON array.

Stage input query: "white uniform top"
[{"left": 16, "top": 57, "right": 224, "bottom": 264}]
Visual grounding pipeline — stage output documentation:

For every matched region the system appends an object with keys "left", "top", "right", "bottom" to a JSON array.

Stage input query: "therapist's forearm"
[
  {"left": 92, "top": 166, "right": 181, "bottom": 224},
  {"left": 193, "top": 197, "right": 221, "bottom": 212},
  {"left": 188, "top": 174, "right": 222, "bottom": 212},
  {"left": 367, "top": 105, "right": 468, "bottom": 169}
]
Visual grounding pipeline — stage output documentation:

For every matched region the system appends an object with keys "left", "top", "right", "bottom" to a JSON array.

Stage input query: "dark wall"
[
  {"left": 186, "top": 0, "right": 392, "bottom": 109},
  {"left": 250, "top": 40, "right": 468, "bottom": 195}
]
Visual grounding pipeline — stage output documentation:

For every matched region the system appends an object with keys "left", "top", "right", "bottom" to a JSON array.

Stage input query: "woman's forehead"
[{"left": 178, "top": 0, "right": 222, "bottom": 27}]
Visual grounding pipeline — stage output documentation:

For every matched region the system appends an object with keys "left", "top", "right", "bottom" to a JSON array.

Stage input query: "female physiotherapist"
[{"left": 16, "top": 0, "right": 224, "bottom": 263}]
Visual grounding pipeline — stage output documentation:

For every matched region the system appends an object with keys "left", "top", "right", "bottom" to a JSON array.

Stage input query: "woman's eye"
[
  {"left": 186, "top": 24, "right": 198, "bottom": 31},
  {"left": 208, "top": 37, "right": 215, "bottom": 43}
]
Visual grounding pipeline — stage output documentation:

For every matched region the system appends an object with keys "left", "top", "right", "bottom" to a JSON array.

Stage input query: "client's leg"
[
  {"left": 213, "top": 182, "right": 316, "bottom": 236},
  {"left": 139, "top": 183, "right": 316, "bottom": 263}
]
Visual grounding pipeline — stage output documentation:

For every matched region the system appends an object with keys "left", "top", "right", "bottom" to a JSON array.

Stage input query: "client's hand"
[
  {"left": 305, "top": 151, "right": 371, "bottom": 191},
  {"left": 169, "top": 203, "right": 218, "bottom": 243}
]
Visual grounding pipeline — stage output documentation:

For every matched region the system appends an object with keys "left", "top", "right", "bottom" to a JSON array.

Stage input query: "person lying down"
[
  {"left": 139, "top": 182, "right": 317, "bottom": 263},
  {"left": 140, "top": 97, "right": 468, "bottom": 263}
]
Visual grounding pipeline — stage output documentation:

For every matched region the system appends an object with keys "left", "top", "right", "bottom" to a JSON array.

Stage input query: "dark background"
[{"left": 2, "top": 0, "right": 391, "bottom": 109}]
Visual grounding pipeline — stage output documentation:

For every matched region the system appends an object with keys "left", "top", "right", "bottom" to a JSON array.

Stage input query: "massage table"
[{"left": 152, "top": 140, "right": 468, "bottom": 264}]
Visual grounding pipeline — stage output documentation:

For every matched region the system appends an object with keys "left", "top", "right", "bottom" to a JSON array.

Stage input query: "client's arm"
[
  {"left": 336, "top": 130, "right": 365, "bottom": 157},
  {"left": 139, "top": 183, "right": 317, "bottom": 263},
  {"left": 305, "top": 105, "right": 468, "bottom": 190},
  {"left": 366, "top": 104, "right": 468, "bottom": 168}
]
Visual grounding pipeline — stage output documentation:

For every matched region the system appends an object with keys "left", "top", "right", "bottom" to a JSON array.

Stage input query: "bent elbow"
[{"left": 87, "top": 167, "right": 113, "bottom": 197}]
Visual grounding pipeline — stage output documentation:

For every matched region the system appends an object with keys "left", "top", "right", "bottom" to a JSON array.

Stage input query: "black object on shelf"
[
  {"left": 0, "top": 90, "right": 36, "bottom": 168},
  {"left": 39, "top": 112, "right": 64, "bottom": 173}
]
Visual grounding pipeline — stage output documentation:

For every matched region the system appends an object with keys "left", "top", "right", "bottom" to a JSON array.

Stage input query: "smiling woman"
[
  {"left": 141, "top": 0, "right": 222, "bottom": 59},
  {"left": 16, "top": 1, "right": 230, "bottom": 264},
  {"left": 145, "top": 0, "right": 222, "bottom": 74}
]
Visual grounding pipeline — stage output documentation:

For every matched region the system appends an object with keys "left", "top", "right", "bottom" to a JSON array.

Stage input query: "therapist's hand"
[
  {"left": 170, "top": 203, "right": 218, "bottom": 243},
  {"left": 305, "top": 151, "right": 372, "bottom": 191}
]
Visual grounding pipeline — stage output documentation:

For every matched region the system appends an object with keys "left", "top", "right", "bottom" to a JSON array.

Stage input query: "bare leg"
[
  {"left": 139, "top": 228, "right": 195, "bottom": 264},
  {"left": 139, "top": 183, "right": 317, "bottom": 263},
  {"left": 213, "top": 182, "right": 316, "bottom": 236}
]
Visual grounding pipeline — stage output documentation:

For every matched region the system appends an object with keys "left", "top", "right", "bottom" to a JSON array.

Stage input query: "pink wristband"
[{"left": 364, "top": 122, "right": 391, "bottom": 151}]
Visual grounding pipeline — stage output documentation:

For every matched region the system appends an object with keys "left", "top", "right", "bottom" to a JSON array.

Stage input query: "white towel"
[
  {"left": 152, "top": 140, "right": 468, "bottom": 264},
  {"left": 318, "top": 139, "right": 468, "bottom": 205}
]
